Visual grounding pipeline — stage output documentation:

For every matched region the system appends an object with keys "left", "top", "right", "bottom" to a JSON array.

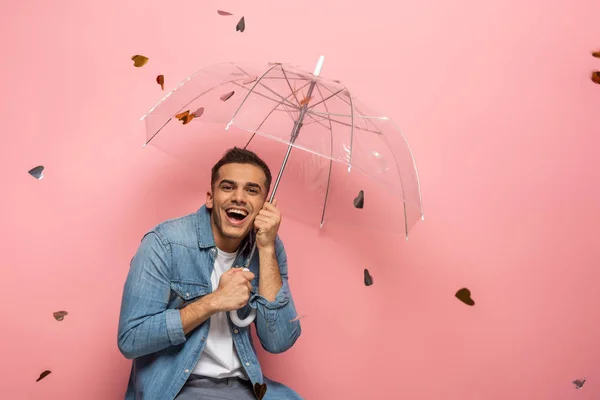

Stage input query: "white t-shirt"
[{"left": 192, "top": 248, "right": 247, "bottom": 379}]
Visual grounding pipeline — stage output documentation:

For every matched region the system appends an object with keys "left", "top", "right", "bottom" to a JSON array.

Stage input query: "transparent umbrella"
[{"left": 140, "top": 56, "right": 424, "bottom": 327}]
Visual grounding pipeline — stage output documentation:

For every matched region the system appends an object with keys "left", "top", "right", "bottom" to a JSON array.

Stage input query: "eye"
[
  {"left": 247, "top": 188, "right": 260, "bottom": 194},
  {"left": 222, "top": 185, "right": 233, "bottom": 191}
]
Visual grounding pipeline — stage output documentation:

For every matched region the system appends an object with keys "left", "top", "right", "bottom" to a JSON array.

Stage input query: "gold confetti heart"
[
  {"left": 53, "top": 310, "right": 68, "bottom": 321},
  {"left": 131, "top": 55, "right": 149, "bottom": 67}
]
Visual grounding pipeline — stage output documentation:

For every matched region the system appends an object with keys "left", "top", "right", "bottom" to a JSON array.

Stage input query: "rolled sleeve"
[
  {"left": 250, "top": 237, "right": 302, "bottom": 354},
  {"left": 249, "top": 279, "right": 290, "bottom": 310},
  {"left": 165, "top": 308, "right": 186, "bottom": 346}
]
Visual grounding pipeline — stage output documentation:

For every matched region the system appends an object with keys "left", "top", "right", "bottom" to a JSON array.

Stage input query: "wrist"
[
  {"left": 257, "top": 243, "right": 276, "bottom": 256},
  {"left": 201, "top": 292, "right": 223, "bottom": 314}
]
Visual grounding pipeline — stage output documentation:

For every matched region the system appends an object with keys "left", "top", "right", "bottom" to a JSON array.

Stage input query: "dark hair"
[{"left": 210, "top": 147, "right": 272, "bottom": 195}]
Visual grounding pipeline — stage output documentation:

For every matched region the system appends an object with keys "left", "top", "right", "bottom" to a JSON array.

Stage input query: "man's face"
[{"left": 206, "top": 163, "right": 268, "bottom": 248}]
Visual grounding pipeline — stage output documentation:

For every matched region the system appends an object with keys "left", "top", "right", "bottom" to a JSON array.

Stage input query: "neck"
[{"left": 211, "top": 222, "right": 242, "bottom": 253}]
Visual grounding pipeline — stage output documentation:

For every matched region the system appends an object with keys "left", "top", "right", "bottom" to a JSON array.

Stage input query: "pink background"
[{"left": 2, "top": 0, "right": 599, "bottom": 399}]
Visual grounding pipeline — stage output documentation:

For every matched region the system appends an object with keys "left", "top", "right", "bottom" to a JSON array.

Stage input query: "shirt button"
[
  {"left": 245, "top": 362, "right": 250, "bottom": 366},
  {"left": 184, "top": 369, "right": 190, "bottom": 373},
  {"left": 233, "top": 329, "right": 239, "bottom": 334},
  {"left": 185, "top": 293, "right": 190, "bottom": 297}
]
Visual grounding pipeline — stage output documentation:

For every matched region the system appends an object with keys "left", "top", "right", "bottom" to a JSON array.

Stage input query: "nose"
[{"left": 231, "top": 187, "right": 247, "bottom": 204}]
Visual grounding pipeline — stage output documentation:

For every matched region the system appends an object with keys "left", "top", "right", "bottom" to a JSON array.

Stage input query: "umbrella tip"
[{"left": 313, "top": 55, "right": 325, "bottom": 76}]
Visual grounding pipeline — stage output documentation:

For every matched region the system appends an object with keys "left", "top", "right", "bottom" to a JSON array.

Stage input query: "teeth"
[{"left": 227, "top": 209, "right": 248, "bottom": 217}]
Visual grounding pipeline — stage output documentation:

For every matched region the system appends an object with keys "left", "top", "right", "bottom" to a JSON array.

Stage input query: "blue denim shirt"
[{"left": 117, "top": 205, "right": 302, "bottom": 400}]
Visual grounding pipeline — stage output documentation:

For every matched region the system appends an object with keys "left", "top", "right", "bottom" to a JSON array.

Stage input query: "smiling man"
[{"left": 117, "top": 147, "right": 303, "bottom": 400}]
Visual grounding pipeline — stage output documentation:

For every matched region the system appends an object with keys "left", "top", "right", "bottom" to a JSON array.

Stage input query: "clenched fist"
[{"left": 213, "top": 268, "right": 255, "bottom": 312}]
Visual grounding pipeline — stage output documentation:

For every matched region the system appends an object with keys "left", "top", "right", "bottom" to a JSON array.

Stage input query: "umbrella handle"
[
  {"left": 229, "top": 308, "right": 257, "bottom": 327},
  {"left": 313, "top": 55, "right": 325, "bottom": 76},
  {"left": 228, "top": 268, "right": 257, "bottom": 327}
]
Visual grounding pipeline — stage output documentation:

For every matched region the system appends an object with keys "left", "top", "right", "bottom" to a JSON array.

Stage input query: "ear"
[{"left": 205, "top": 191, "right": 213, "bottom": 209}]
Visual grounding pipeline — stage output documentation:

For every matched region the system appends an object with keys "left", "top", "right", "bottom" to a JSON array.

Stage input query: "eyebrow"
[{"left": 219, "top": 179, "right": 262, "bottom": 191}]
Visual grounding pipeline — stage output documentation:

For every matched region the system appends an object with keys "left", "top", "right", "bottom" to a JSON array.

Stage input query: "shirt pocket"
[{"left": 170, "top": 281, "right": 212, "bottom": 308}]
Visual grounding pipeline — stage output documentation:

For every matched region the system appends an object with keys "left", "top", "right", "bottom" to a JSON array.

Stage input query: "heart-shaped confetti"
[
  {"left": 131, "top": 55, "right": 149, "bottom": 67},
  {"left": 236, "top": 16, "right": 245, "bottom": 32},
  {"left": 218, "top": 10, "right": 233, "bottom": 16},
  {"left": 175, "top": 110, "right": 194, "bottom": 125},
  {"left": 28, "top": 165, "right": 44, "bottom": 180},
  {"left": 592, "top": 71, "right": 600, "bottom": 84},
  {"left": 455, "top": 288, "right": 475, "bottom": 306},
  {"left": 300, "top": 96, "right": 312, "bottom": 106},
  {"left": 220, "top": 91, "right": 235, "bottom": 101},
  {"left": 253, "top": 382, "right": 267, "bottom": 399},
  {"left": 572, "top": 378, "right": 586, "bottom": 389},
  {"left": 364, "top": 269, "right": 373, "bottom": 286},
  {"left": 353, "top": 190, "right": 364, "bottom": 208},
  {"left": 192, "top": 107, "right": 205, "bottom": 118},
  {"left": 156, "top": 75, "right": 164, "bottom": 90},
  {"left": 36, "top": 370, "right": 51, "bottom": 382},
  {"left": 53, "top": 310, "right": 68, "bottom": 321}
]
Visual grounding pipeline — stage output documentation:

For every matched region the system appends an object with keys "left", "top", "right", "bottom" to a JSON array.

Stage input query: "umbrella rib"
[
  {"left": 345, "top": 86, "right": 355, "bottom": 171},
  {"left": 228, "top": 64, "right": 293, "bottom": 125},
  {"left": 143, "top": 117, "right": 172, "bottom": 146},
  {"left": 229, "top": 80, "right": 299, "bottom": 110},
  {"left": 242, "top": 85, "right": 310, "bottom": 149},
  {"left": 305, "top": 111, "right": 382, "bottom": 135},
  {"left": 307, "top": 88, "right": 346, "bottom": 110},
  {"left": 378, "top": 133, "right": 410, "bottom": 240},
  {"left": 229, "top": 82, "right": 301, "bottom": 123},
  {"left": 317, "top": 84, "right": 353, "bottom": 108},
  {"left": 144, "top": 76, "right": 256, "bottom": 145},
  {"left": 315, "top": 84, "right": 335, "bottom": 228},
  {"left": 281, "top": 69, "right": 302, "bottom": 107},
  {"left": 309, "top": 110, "right": 388, "bottom": 120},
  {"left": 233, "top": 65, "right": 301, "bottom": 109}
]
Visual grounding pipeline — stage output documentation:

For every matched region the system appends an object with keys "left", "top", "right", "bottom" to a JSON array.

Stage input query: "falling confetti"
[
  {"left": 236, "top": 16, "right": 245, "bottom": 32},
  {"left": 300, "top": 96, "right": 312, "bottom": 106},
  {"left": 36, "top": 370, "right": 51, "bottom": 382},
  {"left": 217, "top": 10, "right": 233, "bottom": 16},
  {"left": 253, "top": 382, "right": 267, "bottom": 400},
  {"left": 592, "top": 71, "right": 600, "bottom": 84},
  {"left": 289, "top": 315, "right": 306, "bottom": 322},
  {"left": 53, "top": 310, "right": 68, "bottom": 321},
  {"left": 364, "top": 269, "right": 373, "bottom": 286},
  {"left": 28, "top": 165, "right": 44, "bottom": 180},
  {"left": 156, "top": 75, "right": 164, "bottom": 90},
  {"left": 572, "top": 378, "right": 586, "bottom": 389},
  {"left": 243, "top": 76, "right": 257, "bottom": 85},
  {"left": 192, "top": 107, "right": 205, "bottom": 118},
  {"left": 131, "top": 55, "right": 149, "bottom": 67},
  {"left": 175, "top": 110, "right": 194, "bottom": 125},
  {"left": 353, "top": 190, "right": 364, "bottom": 209},
  {"left": 220, "top": 91, "right": 235, "bottom": 101},
  {"left": 455, "top": 288, "right": 475, "bottom": 306},
  {"left": 593, "top": 51, "right": 600, "bottom": 58}
]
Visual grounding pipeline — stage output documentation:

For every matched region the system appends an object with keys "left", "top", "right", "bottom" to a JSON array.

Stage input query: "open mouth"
[{"left": 225, "top": 208, "right": 249, "bottom": 225}]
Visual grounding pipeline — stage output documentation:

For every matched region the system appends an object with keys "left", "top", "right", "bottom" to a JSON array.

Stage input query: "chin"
[{"left": 222, "top": 227, "right": 248, "bottom": 239}]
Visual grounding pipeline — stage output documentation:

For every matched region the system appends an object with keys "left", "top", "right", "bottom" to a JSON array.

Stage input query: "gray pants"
[{"left": 175, "top": 375, "right": 303, "bottom": 400}]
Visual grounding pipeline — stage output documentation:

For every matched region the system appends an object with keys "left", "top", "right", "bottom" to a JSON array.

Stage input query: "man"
[{"left": 117, "top": 147, "right": 303, "bottom": 400}]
